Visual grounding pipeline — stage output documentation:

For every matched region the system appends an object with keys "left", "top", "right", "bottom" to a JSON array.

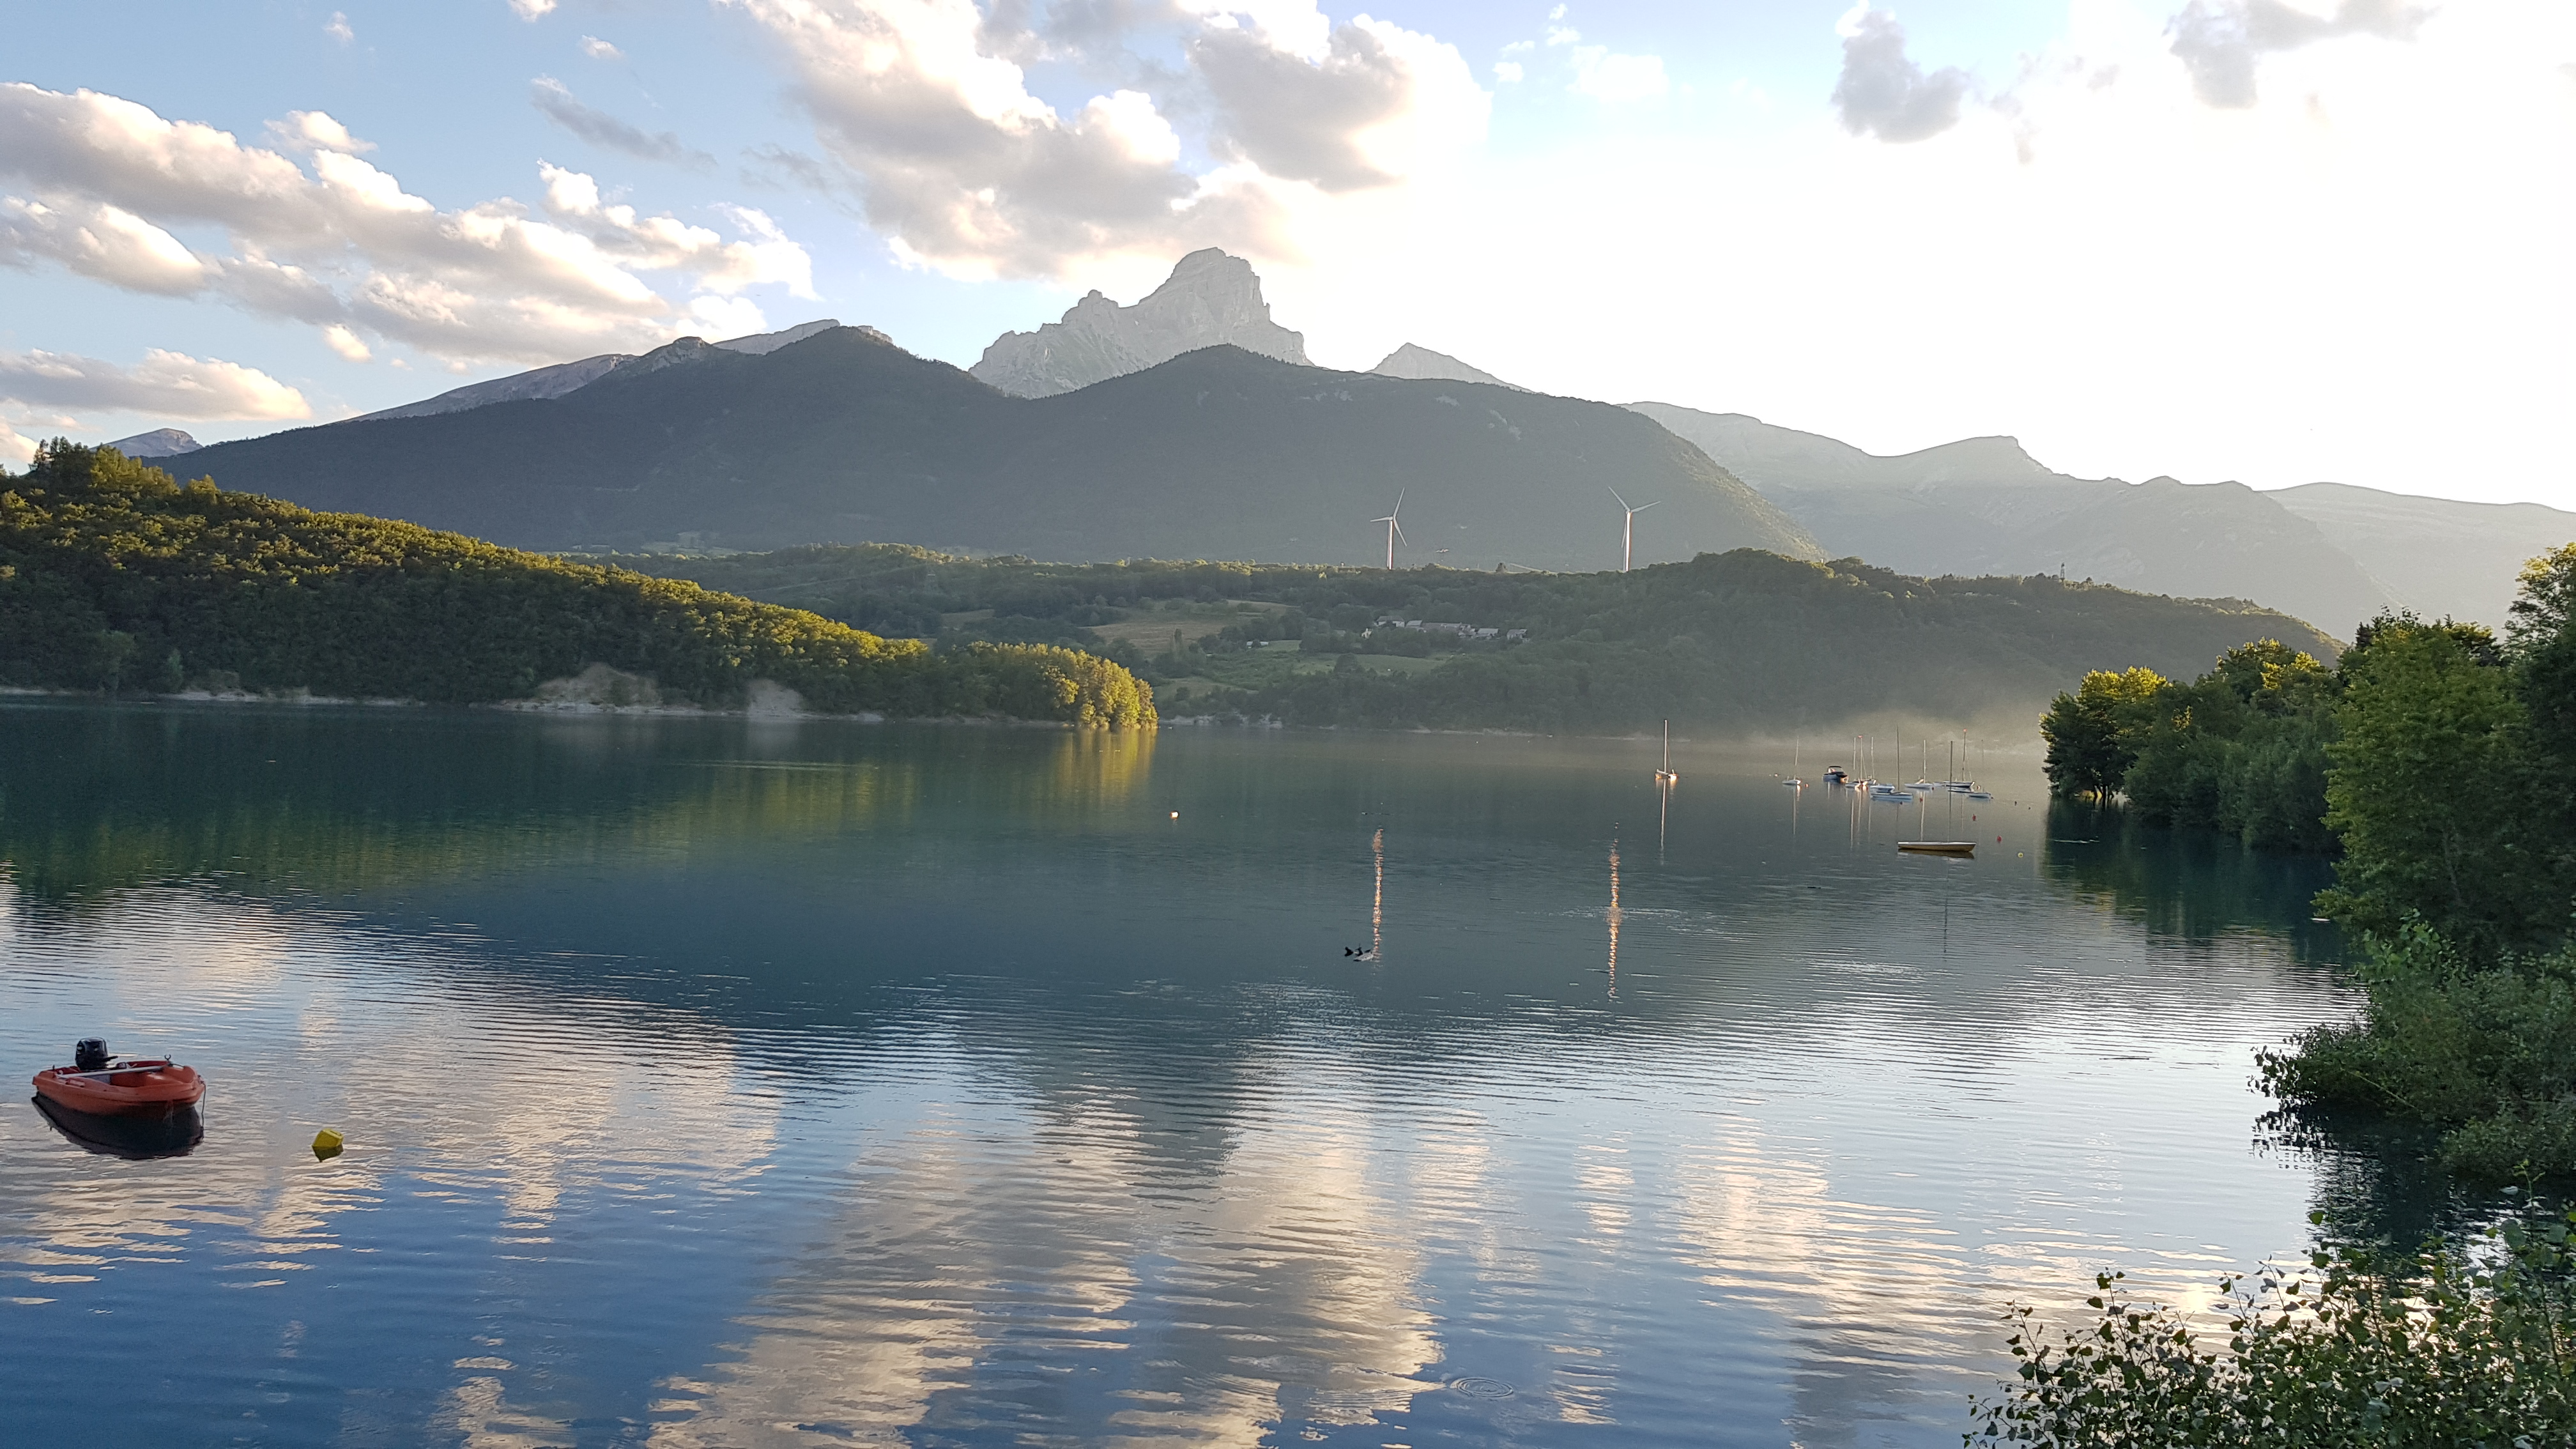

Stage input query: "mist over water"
[{"left": 0, "top": 702, "right": 2365, "bottom": 1446}]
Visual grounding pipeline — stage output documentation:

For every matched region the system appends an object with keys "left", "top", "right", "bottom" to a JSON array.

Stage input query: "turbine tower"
[
  {"left": 1372, "top": 490, "right": 1408, "bottom": 569},
  {"left": 1609, "top": 487, "right": 1660, "bottom": 572}
]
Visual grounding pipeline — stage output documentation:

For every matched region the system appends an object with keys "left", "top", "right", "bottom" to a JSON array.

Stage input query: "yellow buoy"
[{"left": 312, "top": 1128, "right": 345, "bottom": 1160}]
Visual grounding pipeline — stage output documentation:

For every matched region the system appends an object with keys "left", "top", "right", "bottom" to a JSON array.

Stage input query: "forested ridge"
[
  {"left": 630, "top": 541, "right": 2336, "bottom": 735},
  {"left": 0, "top": 443, "right": 1152, "bottom": 728}
]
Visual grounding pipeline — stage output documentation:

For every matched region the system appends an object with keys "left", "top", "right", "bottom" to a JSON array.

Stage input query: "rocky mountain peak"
[
  {"left": 710, "top": 319, "right": 845, "bottom": 356},
  {"left": 970, "top": 249, "right": 1309, "bottom": 398},
  {"left": 1370, "top": 344, "right": 1522, "bottom": 390},
  {"left": 105, "top": 427, "right": 202, "bottom": 458}
]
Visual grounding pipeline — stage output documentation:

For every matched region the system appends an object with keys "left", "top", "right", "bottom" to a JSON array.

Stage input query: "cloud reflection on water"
[{"left": 0, "top": 707, "right": 2373, "bottom": 1446}]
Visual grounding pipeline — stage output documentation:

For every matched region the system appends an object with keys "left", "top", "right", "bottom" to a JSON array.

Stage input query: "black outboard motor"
[{"left": 73, "top": 1038, "right": 109, "bottom": 1071}]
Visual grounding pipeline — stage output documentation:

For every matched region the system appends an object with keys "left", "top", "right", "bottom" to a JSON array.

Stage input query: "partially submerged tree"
[{"left": 2040, "top": 666, "right": 2168, "bottom": 799}]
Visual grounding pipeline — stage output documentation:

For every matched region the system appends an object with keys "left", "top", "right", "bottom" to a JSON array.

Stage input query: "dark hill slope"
[
  {"left": 632, "top": 542, "right": 2341, "bottom": 736},
  {"left": 0, "top": 441, "right": 1151, "bottom": 726},
  {"left": 183, "top": 330, "right": 1817, "bottom": 573},
  {"left": 972, "top": 349, "right": 1810, "bottom": 567}
]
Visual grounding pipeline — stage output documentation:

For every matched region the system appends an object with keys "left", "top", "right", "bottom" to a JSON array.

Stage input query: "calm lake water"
[{"left": 1, "top": 702, "right": 2370, "bottom": 1447}]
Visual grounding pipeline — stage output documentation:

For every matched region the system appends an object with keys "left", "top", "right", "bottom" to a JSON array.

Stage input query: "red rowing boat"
[{"left": 33, "top": 1039, "right": 204, "bottom": 1116}]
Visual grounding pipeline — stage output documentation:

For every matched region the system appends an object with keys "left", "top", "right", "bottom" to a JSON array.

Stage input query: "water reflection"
[
  {"left": 31, "top": 1097, "right": 203, "bottom": 1160},
  {"left": 0, "top": 702, "right": 1154, "bottom": 905},
  {"left": 1370, "top": 827, "right": 1384, "bottom": 961},
  {"left": 1606, "top": 834, "right": 1623, "bottom": 992},
  {"left": 0, "top": 704, "right": 2381, "bottom": 1446},
  {"left": 2038, "top": 801, "right": 2343, "bottom": 966}
]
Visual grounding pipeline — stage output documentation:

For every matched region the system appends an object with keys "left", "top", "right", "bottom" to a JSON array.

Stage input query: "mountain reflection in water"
[{"left": 0, "top": 702, "right": 2372, "bottom": 1446}]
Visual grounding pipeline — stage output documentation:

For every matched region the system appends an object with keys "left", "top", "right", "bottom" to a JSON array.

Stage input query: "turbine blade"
[
  {"left": 1636, "top": 500, "right": 1660, "bottom": 512},
  {"left": 1607, "top": 487, "right": 1630, "bottom": 510},
  {"left": 1393, "top": 519, "right": 1409, "bottom": 544}
]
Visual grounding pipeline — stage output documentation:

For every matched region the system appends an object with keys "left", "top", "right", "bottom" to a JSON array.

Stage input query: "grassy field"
[{"left": 1088, "top": 601, "right": 1286, "bottom": 654}]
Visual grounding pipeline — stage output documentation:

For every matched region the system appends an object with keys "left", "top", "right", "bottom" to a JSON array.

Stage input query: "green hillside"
[
  {"left": 176, "top": 329, "right": 1818, "bottom": 571},
  {"left": 627, "top": 542, "right": 2340, "bottom": 734},
  {"left": 0, "top": 443, "right": 1152, "bottom": 728}
]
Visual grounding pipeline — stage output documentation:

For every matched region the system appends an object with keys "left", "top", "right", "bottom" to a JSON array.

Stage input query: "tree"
[
  {"left": 2041, "top": 666, "right": 2167, "bottom": 797},
  {"left": 2119, "top": 641, "right": 2338, "bottom": 849},
  {"left": 2507, "top": 541, "right": 2576, "bottom": 654},
  {"left": 0, "top": 440, "right": 1155, "bottom": 728},
  {"left": 2322, "top": 621, "right": 2536, "bottom": 949},
  {"left": 2508, "top": 544, "right": 2576, "bottom": 940}
]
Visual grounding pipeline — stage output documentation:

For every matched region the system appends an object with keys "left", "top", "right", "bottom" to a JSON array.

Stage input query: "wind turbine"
[
  {"left": 1372, "top": 490, "right": 1407, "bottom": 569},
  {"left": 1609, "top": 487, "right": 1660, "bottom": 572}
]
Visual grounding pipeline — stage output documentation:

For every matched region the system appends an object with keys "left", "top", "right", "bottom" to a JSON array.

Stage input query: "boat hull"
[
  {"left": 33, "top": 1062, "right": 206, "bottom": 1116},
  {"left": 1897, "top": 841, "right": 1977, "bottom": 856},
  {"left": 31, "top": 1095, "right": 204, "bottom": 1159}
]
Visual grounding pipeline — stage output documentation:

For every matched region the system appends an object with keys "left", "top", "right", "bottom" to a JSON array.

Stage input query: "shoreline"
[
  {"left": 0, "top": 684, "right": 1092, "bottom": 730},
  {"left": 0, "top": 685, "right": 2043, "bottom": 749}
]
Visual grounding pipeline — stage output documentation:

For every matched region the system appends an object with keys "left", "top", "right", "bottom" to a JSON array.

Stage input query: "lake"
[{"left": 1, "top": 702, "right": 2367, "bottom": 1446}]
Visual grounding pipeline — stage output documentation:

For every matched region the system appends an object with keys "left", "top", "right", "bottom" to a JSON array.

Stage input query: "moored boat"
[
  {"left": 1897, "top": 841, "right": 1977, "bottom": 856},
  {"left": 33, "top": 1039, "right": 205, "bottom": 1116}
]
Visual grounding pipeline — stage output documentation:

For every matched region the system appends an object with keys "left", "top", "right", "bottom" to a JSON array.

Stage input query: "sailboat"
[
  {"left": 1655, "top": 720, "right": 1679, "bottom": 786},
  {"left": 1782, "top": 735, "right": 1804, "bottom": 788},
  {"left": 1899, "top": 739, "right": 1977, "bottom": 852}
]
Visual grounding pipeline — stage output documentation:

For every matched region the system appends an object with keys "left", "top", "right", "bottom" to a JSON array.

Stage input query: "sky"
[{"left": 1, "top": 0, "right": 2570, "bottom": 506}]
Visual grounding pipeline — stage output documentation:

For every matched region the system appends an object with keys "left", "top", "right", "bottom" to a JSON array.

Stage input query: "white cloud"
[
  {"left": 1493, "top": 61, "right": 1525, "bottom": 84},
  {"left": 687, "top": 293, "right": 768, "bottom": 337},
  {"left": 266, "top": 110, "right": 373, "bottom": 154},
  {"left": 531, "top": 77, "right": 715, "bottom": 167},
  {"left": 536, "top": 163, "right": 815, "bottom": 296},
  {"left": 323, "top": 325, "right": 372, "bottom": 362},
  {"left": 509, "top": 0, "right": 558, "bottom": 19},
  {"left": 580, "top": 36, "right": 624, "bottom": 61},
  {"left": 1569, "top": 47, "right": 1669, "bottom": 102},
  {"left": 0, "top": 418, "right": 33, "bottom": 466},
  {"left": 705, "top": 203, "right": 818, "bottom": 297},
  {"left": 1, "top": 195, "right": 208, "bottom": 293},
  {"left": 1195, "top": 17, "right": 1485, "bottom": 192},
  {"left": 719, "top": 0, "right": 1487, "bottom": 280},
  {"left": 325, "top": 12, "right": 354, "bottom": 44},
  {"left": 2166, "top": 0, "right": 2425, "bottom": 108},
  {"left": 1284, "top": 0, "right": 2576, "bottom": 505},
  {"left": 1833, "top": 7, "right": 1971, "bottom": 142},
  {"left": 0, "top": 347, "right": 311, "bottom": 419},
  {"left": 0, "top": 84, "right": 818, "bottom": 365}
]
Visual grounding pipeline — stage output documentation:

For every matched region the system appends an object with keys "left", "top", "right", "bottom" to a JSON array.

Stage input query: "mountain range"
[
  {"left": 348, "top": 319, "right": 846, "bottom": 422},
  {"left": 1627, "top": 404, "right": 2575, "bottom": 633},
  {"left": 123, "top": 249, "right": 2572, "bottom": 632},
  {"left": 176, "top": 328, "right": 1813, "bottom": 572}
]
